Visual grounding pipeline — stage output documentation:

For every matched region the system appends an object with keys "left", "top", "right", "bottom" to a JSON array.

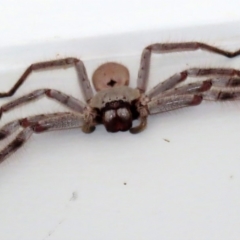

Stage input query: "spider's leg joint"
[
  {"left": 191, "top": 95, "right": 203, "bottom": 106},
  {"left": 200, "top": 80, "right": 212, "bottom": 92},
  {"left": 66, "top": 58, "right": 79, "bottom": 64},
  {"left": 0, "top": 131, "right": 7, "bottom": 140},
  {"left": 31, "top": 123, "right": 50, "bottom": 133},
  {"left": 81, "top": 106, "right": 97, "bottom": 134},
  {"left": 19, "top": 118, "right": 31, "bottom": 128}
]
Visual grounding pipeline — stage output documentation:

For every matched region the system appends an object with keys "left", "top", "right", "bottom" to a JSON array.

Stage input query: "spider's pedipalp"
[{"left": 129, "top": 116, "right": 147, "bottom": 134}]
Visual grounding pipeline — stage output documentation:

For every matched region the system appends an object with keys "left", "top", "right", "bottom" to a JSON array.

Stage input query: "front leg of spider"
[{"left": 132, "top": 42, "right": 240, "bottom": 133}]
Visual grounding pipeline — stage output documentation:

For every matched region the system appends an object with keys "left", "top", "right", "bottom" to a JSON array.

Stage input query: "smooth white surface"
[
  {"left": 1, "top": 1, "right": 240, "bottom": 240},
  {"left": 1, "top": 0, "right": 240, "bottom": 47}
]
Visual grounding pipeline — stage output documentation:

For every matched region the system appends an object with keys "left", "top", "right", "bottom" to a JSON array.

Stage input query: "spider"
[{"left": 1, "top": 42, "right": 240, "bottom": 163}]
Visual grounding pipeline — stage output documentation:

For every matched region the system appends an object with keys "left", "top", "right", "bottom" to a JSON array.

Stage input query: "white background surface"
[{"left": 1, "top": 1, "right": 240, "bottom": 240}]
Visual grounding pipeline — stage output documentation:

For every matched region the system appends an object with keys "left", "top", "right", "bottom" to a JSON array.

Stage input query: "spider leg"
[
  {"left": 130, "top": 94, "right": 202, "bottom": 134},
  {"left": 0, "top": 88, "right": 86, "bottom": 119},
  {"left": 134, "top": 68, "right": 240, "bottom": 133},
  {"left": 137, "top": 42, "right": 240, "bottom": 93},
  {"left": 147, "top": 94, "right": 203, "bottom": 114},
  {"left": 0, "top": 112, "right": 72, "bottom": 141},
  {"left": 0, "top": 58, "right": 94, "bottom": 102},
  {"left": 146, "top": 85, "right": 240, "bottom": 116},
  {"left": 159, "top": 76, "right": 240, "bottom": 97},
  {"left": 203, "top": 88, "right": 240, "bottom": 101},
  {"left": 0, "top": 112, "right": 84, "bottom": 163},
  {"left": 0, "top": 127, "right": 33, "bottom": 164},
  {"left": 143, "top": 77, "right": 240, "bottom": 129},
  {"left": 147, "top": 67, "right": 240, "bottom": 98},
  {"left": 159, "top": 80, "right": 212, "bottom": 97}
]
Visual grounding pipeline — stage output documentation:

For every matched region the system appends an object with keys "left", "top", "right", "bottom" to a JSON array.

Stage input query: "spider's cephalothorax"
[
  {"left": 91, "top": 62, "right": 147, "bottom": 133},
  {"left": 89, "top": 62, "right": 142, "bottom": 133},
  {"left": 1, "top": 42, "right": 240, "bottom": 162},
  {"left": 90, "top": 85, "right": 141, "bottom": 132}
]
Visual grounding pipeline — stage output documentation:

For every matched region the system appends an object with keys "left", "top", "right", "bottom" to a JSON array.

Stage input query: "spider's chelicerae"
[{"left": 1, "top": 42, "right": 240, "bottom": 162}]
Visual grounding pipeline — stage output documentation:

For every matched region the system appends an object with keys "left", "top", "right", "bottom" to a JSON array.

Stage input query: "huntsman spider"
[{"left": 0, "top": 42, "right": 240, "bottom": 162}]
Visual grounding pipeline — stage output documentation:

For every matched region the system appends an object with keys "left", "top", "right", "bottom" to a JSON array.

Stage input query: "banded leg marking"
[
  {"left": 0, "top": 58, "right": 94, "bottom": 102},
  {"left": 147, "top": 95, "right": 203, "bottom": 114},
  {"left": 0, "top": 112, "right": 73, "bottom": 141},
  {"left": 0, "top": 113, "right": 84, "bottom": 163},
  {"left": 137, "top": 42, "right": 240, "bottom": 94},
  {"left": 147, "top": 68, "right": 240, "bottom": 99},
  {"left": 0, "top": 89, "right": 86, "bottom": 119}
]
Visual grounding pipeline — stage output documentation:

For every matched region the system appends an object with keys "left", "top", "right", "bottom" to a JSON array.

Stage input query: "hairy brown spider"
[{"left": 1, "top": 42, "right": 240, "bottom": 162}]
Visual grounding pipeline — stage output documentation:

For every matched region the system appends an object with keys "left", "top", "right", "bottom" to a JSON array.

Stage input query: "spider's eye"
[
  {"left": 117, "top": 108, "right": 131, "bottom": 119},
  {"left": 104, "top": 110, "right": 116, "bottom": 122}
]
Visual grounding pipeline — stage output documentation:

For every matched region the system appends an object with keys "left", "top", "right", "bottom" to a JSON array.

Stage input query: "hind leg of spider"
[
  {"left": 147, "top": 67, "right": 240, "bottom": 98},
  {"left": 147, "top": 86, "right": 240, "bottom": 116},
  {"left": 147, "top": 94, "right": 203, "bottom": 115},
  {"left": 0, "top": 58, "right": 93, "bottom": 102},
  {"left": 158, "top": 75, "right": 240, "bottom": 98},
  {"left": 0, "top": 127, "right": 33, "bottom": 163},
  {"left": 137, "top": 42, "right": 240, "bottom": 94},
  {"left": 0, "top": 112, "right": 85, "bottom": 163},
  {"left": 203, "top": 88, "right": 240, "bottom": 101},
  {"left": 0, "top": 89, "right": 86, "bottom": 119},
  {"left": 0, "top": 112, "right": 73, "bottom": 141}
]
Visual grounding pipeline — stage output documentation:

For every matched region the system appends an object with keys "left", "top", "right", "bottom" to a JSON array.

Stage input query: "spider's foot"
[
  {"left": 190, "top": 95, "right": 203, "bottom": 105},
  {"left": 82, "top": 124, "right": 96, "bottom": 134}
]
